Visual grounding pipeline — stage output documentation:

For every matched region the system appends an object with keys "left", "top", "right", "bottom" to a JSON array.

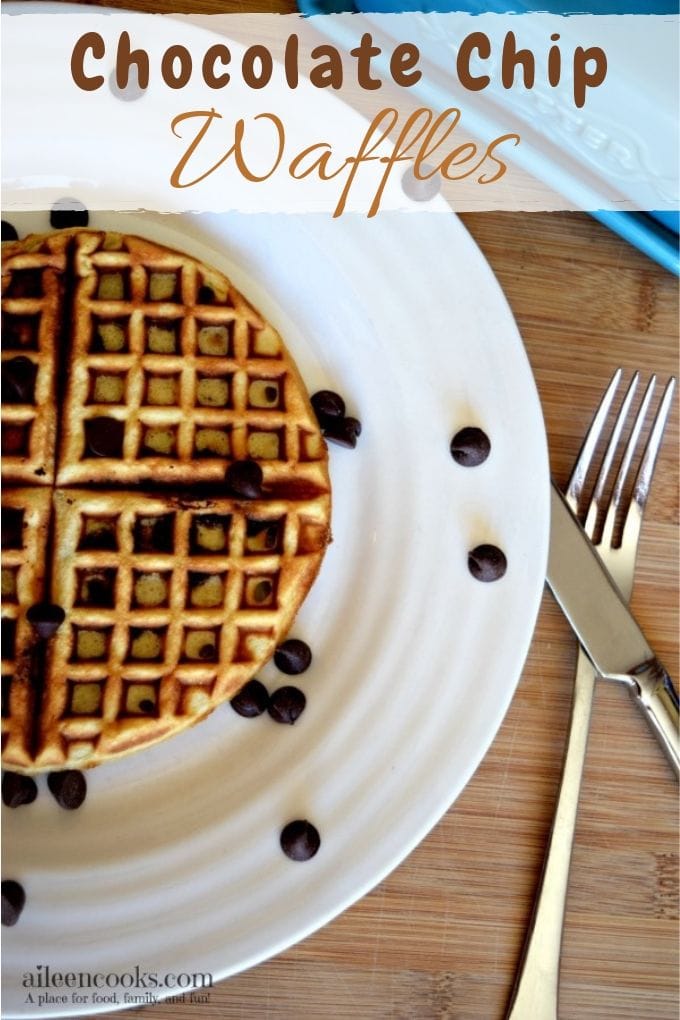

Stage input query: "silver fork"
[{"left": 506, "top": 368, "right": 677, "bottom": 1020}]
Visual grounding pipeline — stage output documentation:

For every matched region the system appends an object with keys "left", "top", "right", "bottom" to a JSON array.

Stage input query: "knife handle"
[{"left": 629, "top": 660, "right": 680, "bottom": 778}]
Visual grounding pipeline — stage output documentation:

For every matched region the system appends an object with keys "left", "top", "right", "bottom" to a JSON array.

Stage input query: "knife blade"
[{"left": 547, "top": 483, "right": 679, "bottom": 777}]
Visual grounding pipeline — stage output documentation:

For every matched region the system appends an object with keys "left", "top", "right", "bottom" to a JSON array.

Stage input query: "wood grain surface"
[{"left": 42, "top": 3, "right": 680, "bottom": 1018}]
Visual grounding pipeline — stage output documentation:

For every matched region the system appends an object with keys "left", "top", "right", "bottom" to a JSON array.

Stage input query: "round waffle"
[{"left": 1, "top": 228, "right": 331, "bottom": 772}]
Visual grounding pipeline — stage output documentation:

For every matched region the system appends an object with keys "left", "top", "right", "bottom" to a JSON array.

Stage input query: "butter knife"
[{"left": 547, "top": 483, "right": 679, "bottom": 776}]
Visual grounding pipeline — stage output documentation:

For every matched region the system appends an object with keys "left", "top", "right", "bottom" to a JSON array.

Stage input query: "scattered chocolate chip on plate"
[
  {"left": 274, "top": 639, "right": 312, "bottom": 675},
  {"left": 280, "top": 820, "right": 321, "bottom": 862},
  {"left": 268, "top": 686, "right": 306, "bottom": 725}
]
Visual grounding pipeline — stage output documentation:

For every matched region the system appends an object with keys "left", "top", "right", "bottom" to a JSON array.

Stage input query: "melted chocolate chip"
[
  {"left": 8, "top": 270, "right": 42, "bottom": 299},
  {"left": 2, "top": 772, "right": 37, "bottom": 808},
  {"left": 27, "top": 603, "right": 66, "bottom": 640},
  {"left": 1, "top": 619, "right": 16, "bottom": 659},
  {"left": 280, "top": 819, "right": 320, "bottom": 862},
  {"left": 50, "top": 199, "right": 89, "bottom": 230},
  {"left": 2, "top": 357, "right": 37, "bottom": 405},
  {"left": 323, "top": 416, "right": 362, "bottom": 449},
  {"left": 81, "top": 571, "right": 115, "bottom": 607},
  {"left": 47, "top": 770, "right": 87, "bottom": 810},
  {"left": 274, "top": 639, "right": 312, "bottom": 676},
  {"left": 401, "top": 163, "right": 441, "bottom": 202},
  {"left": 450, "top": 427, "right": 491, "bottom": 467},
  {"left": 1, "top": 880, "right": 25, "bottom": 926},
  {"left": 2, "top": 509, "right": 24, "bottom": 550},
  {"left": 268, "top": 686, "right": 306, "bottom": 725},
  {"left": 230, "top": 678, "right": 269, "bottom": 718},
  {"left": 225, "top": 459, "right": 263, "bottom": 500},
  {"left": 84, "top": 417, "right": 125, "bottom": 458},
  {"left": 198, "top": 643, "right": 216, "bottom": 661},
  {"left": 1, "top": 314, "right": 37, "bottom": 351},
  {"left": 311, "top": 390, "right": 345, "bottom": 428},
  {"left": 1, "top": 424, "right": 29, "bottom": 456},
  {"left": 1, "top": 220, "right": 18, "bottom": 242},
  {"left": 134, "top": 514, "right": 174, "bottom": 553},
  {"left": 468, "top": 545, "right": 507, "bottom": 582}
]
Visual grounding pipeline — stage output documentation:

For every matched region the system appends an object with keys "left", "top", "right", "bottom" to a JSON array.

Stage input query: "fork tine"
[
  {"left": 632, "top": 376, "right": 677, "bottom": 512},
  {"left": 565, "top": 367, "right": 622, "bottom": 513},
  {"left": 582, "top": 372, "right": 639, "bottom": 539},
  {"left": 600, "top": 375, "right": 656, "bottom": 549}
]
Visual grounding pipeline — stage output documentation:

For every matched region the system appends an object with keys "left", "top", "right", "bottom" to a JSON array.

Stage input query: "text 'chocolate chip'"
[
  {"left": 47, "top": 770, "right": 87, "bottom": 810},
  {"left": 230, "top": 678, "right": 269, "bottom": 718},
  {"left": 225, "top": 459, "right": 263, "bottom": 500},
  {"left": 268, "top": 686, "right": 306, "bottom": 725},
  {"left": 450, "top": 427, "right": 491, "bottom": 467},
  {"left": 468, "top": 544, "right": 507, "bottom": 582},
  {"left": 280, "top": 819, "right": 321, "bottom": 861},
  {"left": 274, "top": 639, "right": 312, "bottom": 675},
  {"left": 1, "top": 880, "right": 25, "bottom": 926}
]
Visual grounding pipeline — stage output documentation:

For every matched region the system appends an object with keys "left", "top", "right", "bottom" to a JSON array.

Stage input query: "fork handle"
[
  {"left": 505, "top": 652, "right": 596, "bottom": 1020},
  {"left": 628, "top": 659, "right": 680, "bottom": 777}
]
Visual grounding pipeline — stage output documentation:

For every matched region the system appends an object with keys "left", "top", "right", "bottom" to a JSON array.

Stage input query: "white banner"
[{"left": 2, "top": 10, "right": 678, "bottom": 215}]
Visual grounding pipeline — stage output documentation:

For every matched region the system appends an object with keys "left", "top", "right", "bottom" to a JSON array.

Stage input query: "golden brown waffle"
[
  {"left": 1, "top": 232, "right": 68, "bottom": 485},
  {"left": 1, "top": 228, "right": 331, "bottom": 772},
  {"left": 1, "top": 489, "right": 52, "bottom": 771},
  {"left": 58, "top": 231, "right": 327, "bottom": 492}
]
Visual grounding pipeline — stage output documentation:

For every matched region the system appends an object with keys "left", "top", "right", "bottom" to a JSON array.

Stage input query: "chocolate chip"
[
  {"left": 468, "top": 545, "right": 507, "bottom": 582},
  {"left": 268, "top": 686, "right": 306, "bottom": 725},
  {"left": 1, "top": 423, "right": 29, "bottom": 456},
  {"left": 1, "top": 880, "right": 25, "bottom": 926},
  {"left": 198, "top": 643, "right": 216, "bottom": 661},
  {"left": 47, "top": 770, "right": 87, "bottom": 810},
  {"left": 50, "top": 198, "right": 89, "bottom": 230},
  {"left": 2, "top": 772, "right": 37, "bottom": 808},
  {"left": 311, "top": 390, "right": 345, "bottom": 428},
  {"left": 84, "top": 417, "right": 125, "bottom": 458},
  {"left": 8, "top": 270, "right": 42, "bottom": 299},
  {"left": 225, "top": 459, "right": 263, "bottom": 500},
  {"left": 138, "top": 699, "right": 155, "bottom": 714},
  {"left": 26, "top": 603, "right": 65, "bottom": 640},
  {"left": 230, "top": 678, "right": 269, "bottom": 718},
  {"left": 1, "top": 677, "right": 11, "bottom": 718},
  {"left": 2, "top": 509, "right": 24, "bottom": 549},
  {"left": 274, "top": 638, "right": 312, "bottom": 675},
  {"left": 198, "top": 285, "right": 215, "bottom": 304},
  {"left": 1, "top": 314, "right": 37, "bottom": 351},
  {"left": 1, "top": 221, "right": 18, "bottom": 241},
  {"left": 323, "top": 416, "right": 362, "bottom": 449},
  {"left": 450, "top": 427, "right": 490, "bottom": 467},
  {"left": 1, "top": 619, "right": 16, "bottom": 659},
  {"left": 1, "top": 357, "right": 38, "bottom": 405},
  {"left": 280, "top": 819, "right": 320, "bottom": 862},
  {"left": 108, "top": 69, "right": 145, "bottom": 102},
  {"left": 134, "top": 514, "right": 174, "bottom": 553},
  {"left": 401, "top": 163, "right": 441, "bottom": 202}
]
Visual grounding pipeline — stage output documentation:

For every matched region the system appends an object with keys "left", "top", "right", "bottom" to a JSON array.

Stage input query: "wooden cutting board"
[{"left": 40, "top": 3, "right": 680, "bottom": 1017}]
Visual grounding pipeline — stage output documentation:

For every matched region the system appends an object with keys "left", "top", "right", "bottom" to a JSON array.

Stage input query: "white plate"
[{"left": 2, "top": 207, "right": 548, "bottom": 1018}]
